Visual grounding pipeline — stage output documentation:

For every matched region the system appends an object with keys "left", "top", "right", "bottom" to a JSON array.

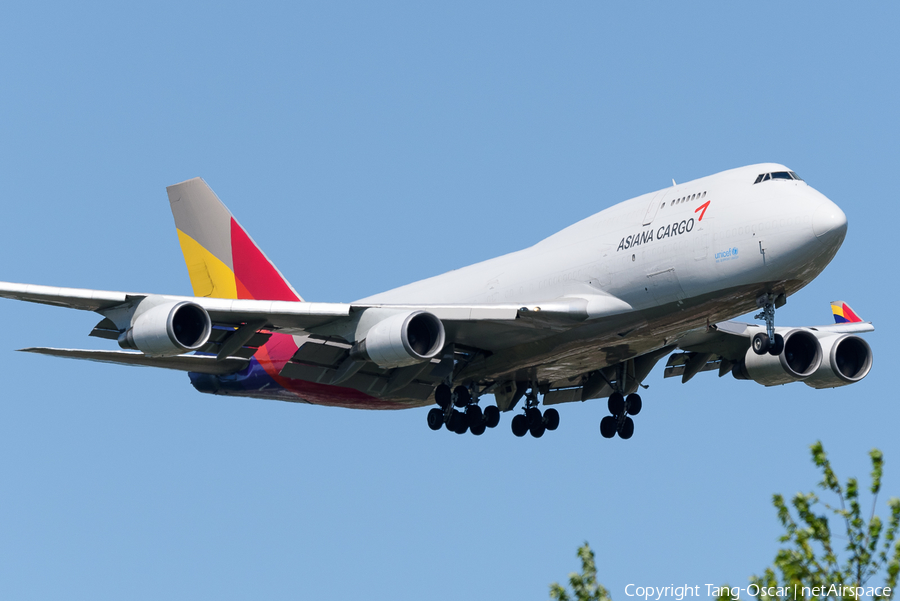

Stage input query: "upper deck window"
[{"left": 754, "top": 171, "right": 803, "bottom": 184}]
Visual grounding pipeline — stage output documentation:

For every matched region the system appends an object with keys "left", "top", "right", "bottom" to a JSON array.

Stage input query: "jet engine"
[
  {"left": 352, "top": 310, "right": 445, "bottom": 369},
  {"left": 732, "top": 329, "right": 822, "bottom": 386},
  {"left": 804, "top": 334, "right": 873, "bottom": 389},
  {"left": 118, "top": 300, "right": 212, "bottom": 357}
]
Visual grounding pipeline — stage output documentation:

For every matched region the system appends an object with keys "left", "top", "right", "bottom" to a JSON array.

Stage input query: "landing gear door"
[{"left": 642, "top": 190, "right": 668, "bottom": 226}]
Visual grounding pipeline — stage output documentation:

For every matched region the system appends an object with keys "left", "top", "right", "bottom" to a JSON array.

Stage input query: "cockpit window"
[{"left": 754, "top": 170, "right": 803, "bottom": 184}]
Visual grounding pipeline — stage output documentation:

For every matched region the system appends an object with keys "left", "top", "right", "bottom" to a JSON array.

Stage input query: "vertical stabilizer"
[
  {"left": 831, "top": 301, "right": 862, "bottom": 323},
  {"left": 167, "top": 178, "right": 302, "bottom": 302}
]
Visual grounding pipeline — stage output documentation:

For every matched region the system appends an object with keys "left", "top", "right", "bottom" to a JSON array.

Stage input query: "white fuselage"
[{"left": 358, "top": 163, "right": 848, "bottom": 384}]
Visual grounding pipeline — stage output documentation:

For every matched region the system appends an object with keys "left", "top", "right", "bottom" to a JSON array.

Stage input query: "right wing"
[
  {"left": 0, "top": 280, "right": 632, "bottom": 369},
  {"left": 20, "top": 347, "right": 249, "bottom": 375}
]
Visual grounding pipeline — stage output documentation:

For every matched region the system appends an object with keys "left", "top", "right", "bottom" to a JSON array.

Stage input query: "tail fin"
[
  {"left": 831, "top": 301, "right": 863, "bottom": 323},
  {"left": 167, "top": 178, "right": 302, "bottom": 302}
]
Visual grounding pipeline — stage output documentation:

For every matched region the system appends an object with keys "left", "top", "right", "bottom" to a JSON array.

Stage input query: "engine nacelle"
[
  {"left": 353, "top": 310, "right": 445, "bottom": 369},
  {"left": 804, "top": 334, "right": 873, "bottom": 389},
  {"left": 118, "top": 300, "right": 212, "bottom": 357},
  {"left": 733, "top": 328, "right": 822, "bottom": 386}
]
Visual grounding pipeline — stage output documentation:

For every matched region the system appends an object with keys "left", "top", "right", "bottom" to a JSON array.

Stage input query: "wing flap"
[{"left": 663, "top": 352, "right": 722, "bottom": 379}]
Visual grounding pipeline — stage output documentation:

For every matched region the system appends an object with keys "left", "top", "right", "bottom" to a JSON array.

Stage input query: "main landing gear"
[
  {"left": 599, "top": 392, "right": 642, "bottom": 439},
  {"left": 426, "top": 383, "right": 500, "bottom": 436},
  {"left": 752, "top": 293, "right": 785, "bottom": 356},
  {"left": 597, "top": 361, "right": 645, "bottom": 440},
  {"left": 510, "top": 388, "right": 559, "bottom": 439}
]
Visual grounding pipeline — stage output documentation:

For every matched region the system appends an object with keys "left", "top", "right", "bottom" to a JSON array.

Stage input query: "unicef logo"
[{"left": 715, "top": 247, "right": 740, "bottom": 262}]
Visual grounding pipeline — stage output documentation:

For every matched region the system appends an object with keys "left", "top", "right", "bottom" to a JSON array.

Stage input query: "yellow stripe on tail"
[{"left": 176, "top": 229, "right": 238, "bottom": 299}]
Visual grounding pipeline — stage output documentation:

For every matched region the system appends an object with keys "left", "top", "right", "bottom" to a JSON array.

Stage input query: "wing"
[
  {"left": 664, "top": 309, "right": 874, "bottom": 384},
  {"left": 20, "top": 347, "right": 249, "bottom": 374},
  {"left": 0, "top": 280, "right": 632, "bottom": 371}
]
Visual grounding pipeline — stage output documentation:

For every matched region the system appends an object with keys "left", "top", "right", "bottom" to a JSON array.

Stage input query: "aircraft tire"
[
  {"left": 465, "top": 404, "right": 483, "bottom": 428},
  {"left": 525, "top": 407, "right": 542, "bottom": 427},
  {"left": 769, "top": 333, "right": 785, "bottom": 356},
  {"left": 427, "top": 408, "right": 444, "bottom": 431},
  {"left": 626, "top": 394, "right": 642, "bottom": 416},
  {"left": 470, "top": 421, "right": 486, "bottom": 436},
  {"left": 530, "top": 422, "right": 546, "bottom": 438},
  {"left": 448, "top": 409, "right": 466, "bottom": 433},
  {"left": 483, "top": 405, "right": 500, "bottom": 428},
  {"left": 435, "top": 384, "right": 452, "bottom": 410},
  {"left": 543, "top": 408, "right": 560, "bottom": 431},
  {"left": 618, "top": 416, "right": 635, "bottom": 440},
  {"left": 453, "top": 385, "right": 471, "bottom": 407},
  {"left": 599, "top": 416, "right": 617, "bottom": 438},
  {"left": 608, "top": 392, "right": 625, "bottom": 416},
  {"left": 511, "top": 414, "right": 528, "bottom": 437},
  {"left": 752, "top": 332, "right": 770, "bottom": 355}
]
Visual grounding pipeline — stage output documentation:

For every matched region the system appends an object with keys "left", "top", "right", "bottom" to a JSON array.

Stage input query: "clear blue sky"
[{"left": 1, "top": 3, "right": 897, "bottom": 599}]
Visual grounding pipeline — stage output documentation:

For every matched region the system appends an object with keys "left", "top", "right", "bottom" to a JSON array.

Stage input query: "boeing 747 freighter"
[{"left": 0, "top": 164, "right": 872, "bottom": 439}]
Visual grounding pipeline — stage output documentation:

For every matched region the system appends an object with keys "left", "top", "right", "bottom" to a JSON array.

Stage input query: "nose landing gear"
[{"left": 752, "top": 293, "right": 785, "bottom": 356}]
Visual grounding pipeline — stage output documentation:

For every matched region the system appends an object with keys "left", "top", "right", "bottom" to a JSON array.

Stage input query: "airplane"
[{"left": 0, "top": 163, "right": 874, "bottom": 439}]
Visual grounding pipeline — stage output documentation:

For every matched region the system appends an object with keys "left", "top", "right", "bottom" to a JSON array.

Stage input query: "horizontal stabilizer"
[{"left": 19, "top": 348, "right": 248, "bottom": 375}]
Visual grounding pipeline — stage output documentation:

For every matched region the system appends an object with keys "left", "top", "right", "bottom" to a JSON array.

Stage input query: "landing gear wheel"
[
  {"left": 435, "top": 384, "right": 452, "bottom": 410},
  {"left": 465, "top": 405, "right": 483, "bottom": 428},
  {"left": 426, "top": 408, "right": 444, "bottom": 431},
  {"left": 752, "top": 332, "right": 770, "bottom": 355},
  {"left": 600, "top": 415, "right": 617, "bottom": 438},
  {"left": 448, "top": 410, "right": 467, "bottom": 434},
  {"left": 543, "top": 408, "right": 560, "bottom": 431},
  {"left": 525, "top": 407, "right": 543, "bottom": 427},
  {"left": 483, "top": 405, "right": 500, "bottom": 429},
  {"left": 453, "top": 385, "right": 471, "bottom": 407},
  {"left": 608, "top": 392, "right": 625, "bottom": 416},
  {"left": 511, "top": 414, "right": 528, "bottom": 437},
  {"left": 530, "top": 422, "right": 546, "bottom": 438},
  {"left": 618, "top": 416, "right": 635, "bottom": 440},
  {"left": 470, "top": 421, "right": 486, "bottom": 436},
  {"left": 626, "top": 394, "right": 642, "bottom": 416},
  {"left": 768, "top": 333, "right": 785, "bottom": 356}
]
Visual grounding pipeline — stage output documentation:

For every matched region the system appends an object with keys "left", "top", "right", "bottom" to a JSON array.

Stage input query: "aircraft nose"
[{"left": 813, "top": 201, "right": 848, "bottom": 242}]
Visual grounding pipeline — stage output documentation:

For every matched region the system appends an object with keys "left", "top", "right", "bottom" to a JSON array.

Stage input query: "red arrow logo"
[{"left": 695, "top": 200, "right": 710, "bottom": 221}]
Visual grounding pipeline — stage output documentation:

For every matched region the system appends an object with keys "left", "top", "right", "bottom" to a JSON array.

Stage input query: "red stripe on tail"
[
  {"left": 842, "top": 303, "right": 862, "bottom": 323},
  {"left": 230, "top": 219, "right": 300, "bottom": 302}
]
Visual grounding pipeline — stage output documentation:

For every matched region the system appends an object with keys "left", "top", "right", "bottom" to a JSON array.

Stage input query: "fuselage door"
[{"left": 642, "top": 190, "right": 669, "bottom": 226}]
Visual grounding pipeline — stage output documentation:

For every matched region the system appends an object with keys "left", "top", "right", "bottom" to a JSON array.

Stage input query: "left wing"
[{"left": 663, "top": 303, "right": 874, "bottom": 388}]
